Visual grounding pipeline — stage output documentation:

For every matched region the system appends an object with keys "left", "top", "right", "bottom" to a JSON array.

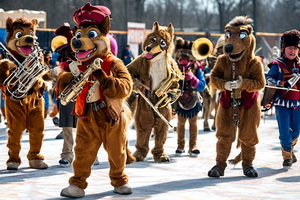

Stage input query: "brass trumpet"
[{"left": 191, "top": 37, "right": 213, "bottom": 60}]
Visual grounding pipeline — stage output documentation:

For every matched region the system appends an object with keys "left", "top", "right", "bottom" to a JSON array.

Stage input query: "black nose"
[
  {"left": 72, "top": 39, "right": 82, "bottom": 48},
  {"left": 146, "top": 46, "right": 152, "bottom": 52},
  {"left": 182, "top": 53, "right": 189, "bottom": 58},
  {"left": 224, "top": 44, "right": 233, "bottom": 53},
  {"left": 25, "top": 36, "right": 33, "bottom": 44}
]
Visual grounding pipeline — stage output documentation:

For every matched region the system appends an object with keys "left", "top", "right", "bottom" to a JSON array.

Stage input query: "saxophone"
[
  {"left": 3, "top": 43, "right": 49, "bottom": 99},
  {"left": 154, "top": 64, "right": 184, "bottom": 108},
  {"left": 59, "top": 58, "right": 103, "bottom": 106}
]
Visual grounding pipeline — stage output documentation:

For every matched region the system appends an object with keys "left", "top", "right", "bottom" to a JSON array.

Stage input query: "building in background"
[{"left": 0, "top": 8, "right": 46, "bottom": 28}]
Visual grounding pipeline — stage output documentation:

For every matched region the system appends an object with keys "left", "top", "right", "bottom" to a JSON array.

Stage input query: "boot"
[
  {"left": 208, "top": 165, "right": 225, "bottom": 178},
  {"left": 61, "top": 184, "right": 85, "bottom": 198},
  {"left": 292, "top": 152, "right": 297, "bottom": 163},
  {"left": 29, "top": 159, "right": 48, "bottom": 169},
  {"left": 7, "top": 162, "right": 21, "bottom": 170},
  {"left": 243, "top": 166, "right": 258, "bottom": 177},
  {"left": 113, "top": 183, "right": 132, "bottom": 195},
  {"left": 281, "top": 148, "right": 292, "bottom": 167},
  {"left": 292, "top": 138, "right": 298, "bottom": 163}
]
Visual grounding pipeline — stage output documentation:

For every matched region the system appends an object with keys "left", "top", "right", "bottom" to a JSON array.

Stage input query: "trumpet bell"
[
  {"left": 51, "top": 35, "right": 68, "bottom": 51},
  {"left": 192, "top": 37, "right": 213, "bottom": 60}
]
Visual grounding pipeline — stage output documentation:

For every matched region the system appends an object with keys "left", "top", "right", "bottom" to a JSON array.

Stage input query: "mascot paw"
[
  {"left": 132, "top": 78, "right": 144, "bottom": 92},
  {"left": 208, "top": 165, "right": 225, "bottom": 177},
  {"left": 243, "top": 166, "right": 258, "bottom": 177},
  {"left": 154, "top": 153, "right": 170, "bottom": 162},
  {"left": 113, "top": 183, "right": 132, "bottom": 195},
  {"left": 0, "top": 59, "right": 17, "bottom": 71},
  {"left": 29, "top": 159, "right": 48, "bottom": 169},
  {"left": 133, "top": 151, "right": 146, "bottom": 162},
  {"left": 7, "top": 161, "right": 21, "bottom": 170},
  {"left": 61, "top": 184, "right": 85, "bottom": 198}
]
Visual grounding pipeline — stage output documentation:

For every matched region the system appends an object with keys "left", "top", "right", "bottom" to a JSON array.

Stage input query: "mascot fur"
[
  {"left": 0, "top": 17, "right": 49, "bottom": 170},
  {"left": 173, "top": 37, "right": 206, "bottom": 156},
  {"left": 208, "top": 16, "right": 265, "bottom": 178},
  {"left": 127, "top": 21, "right": 183, "bottom": 162},
  {"left": 59, "top": 3, "right": 133, "bottom": 198}
]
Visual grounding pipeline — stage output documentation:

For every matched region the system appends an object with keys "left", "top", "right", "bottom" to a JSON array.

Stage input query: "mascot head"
[
  {"left": 6, "top": 17, "right": 38, "bottom": 57},
  {"left": 174, "top": 37, "right": 197, "bottom": 71},
  {"left": 142, "top": 21, "right": 174, "bottom": 61},
  {"left": 71, "top": 2, "right": 111, "bottom": 62},
  {"left": 223, "top": 16, "right": 255, "bottom": 62},
  {"left": 280, "top": 29, "right": 300, "bottom": 57}
]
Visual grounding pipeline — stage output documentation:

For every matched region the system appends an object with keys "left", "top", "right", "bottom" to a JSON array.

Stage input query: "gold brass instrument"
[
  {"left": 3, "top": 43, "right": 49, "bottom": 99},
  {"left": 191, "top": 37, "right": 213, "bottom": 60},
  {"left": 154, "top": 65, "right": 184, "bottom": 109},
  {"left": 59, "top": 58, "right": 103, "bottom": 106},
  {"left": 136, "top": 88, "right": 177, "bottom": 132}
]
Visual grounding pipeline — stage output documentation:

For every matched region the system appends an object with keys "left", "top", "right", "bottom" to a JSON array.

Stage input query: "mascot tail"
[{"left": 228, "top": 140, "right": 242, "bottom": 165}]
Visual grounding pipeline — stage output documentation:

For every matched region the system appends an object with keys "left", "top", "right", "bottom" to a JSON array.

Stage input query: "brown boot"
[{"left": 281, "top": 148, "right": 292, "bottom": 167}]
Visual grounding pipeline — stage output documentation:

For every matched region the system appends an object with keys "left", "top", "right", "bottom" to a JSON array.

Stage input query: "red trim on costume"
[
  {"left": 220, "top": 90, "right": 259, "bottom": 110},
  {"left": 74, "top": 55, "right": 115, "bottom": 118}
]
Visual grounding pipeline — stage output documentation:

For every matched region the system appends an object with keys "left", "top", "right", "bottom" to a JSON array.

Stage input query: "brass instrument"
[
  {"left": 3, "top": 43, "right": 49, "bottom": 99},
  {"left": 59, "top": 58, "right": 103, "bottom": 106},
  {"left": 154, "top": 65, "right": 184, "bottom": 109},
  {"left": 136, "top": 88, "right": 177, "bottom": 132},
  {"left": 191, "top": 37, "right": 213, "bottom": 60}
]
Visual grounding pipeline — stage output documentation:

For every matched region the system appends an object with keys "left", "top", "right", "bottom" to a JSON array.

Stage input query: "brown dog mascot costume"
[
  {"left": 0, "top": 17, "right": 49, "bottom": 170},
  {"left": 208, "top": 16, "right": 265, "bottom": 178},
  {"left": 127, "top": 22, "right": 183, "bottom": 162},
  {"left": 59, "top": 3, "right": 133, "bottom": 198}
]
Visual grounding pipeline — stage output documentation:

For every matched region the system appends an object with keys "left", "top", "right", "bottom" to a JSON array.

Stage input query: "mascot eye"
[
  {"left": 29, "top": 32, "right": 34, "bottom": 36},
  {"left": 15, "top": 31, "right": 23, "bottom": 39},
  {"left": 88, "top": 30, "right": 98, "bottom": 38},
  {"left": 160, "top": 40, "right": 167, "bottom": 48},
  {"left": 225, "top": 31, "right": 231, "bottom": 38},
  {"left": 151, "top": 38, "right": 157, "bottom": 43},
  {"left": 75, "top": 32, "right": 82, "bottom": 39},
  {"left": 238, "top": 32, "right": 248, "bottom": 39}
]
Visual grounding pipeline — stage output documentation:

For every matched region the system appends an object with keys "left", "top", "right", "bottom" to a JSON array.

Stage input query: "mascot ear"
[
  {"left": 6, "top": 17, "right": 14, "bottom": 32},
  {"left": 31, "top": 18, "right": 39, "bottom": 27},
  {"left": 247, "top": 25, "right": 253, "bottom": 35},
  {"left": 100, "top": 17, "right": 110, "bottom": 35},
  {"left": 175, "top": 37, "right": 184, "bottom": 50},
  {"left": 152, "top": 21, "right": 159, "bottom": 32},
  {"left": 167, "top": 23, "right": 174, "bottom": 37}
]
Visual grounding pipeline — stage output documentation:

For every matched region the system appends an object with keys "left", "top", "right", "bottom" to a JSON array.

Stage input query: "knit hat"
[
  {"left": 280, "top": 29, "right": 300, "bottom": 49},
  {"left": 73, "top": 2, "right": 111, "bottom": 26}
]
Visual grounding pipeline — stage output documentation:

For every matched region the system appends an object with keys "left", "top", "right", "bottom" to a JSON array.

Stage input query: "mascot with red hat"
[{"left": 59, "top": 3, "right": 133, "bottom": 197}]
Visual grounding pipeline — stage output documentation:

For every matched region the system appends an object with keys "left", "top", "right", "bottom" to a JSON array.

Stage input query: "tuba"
[
  {"left": 191, "top": 37, "right": 213, "bottom": 60},
  {"left": 3, "top": 44, "right": 49, "bottom": 99},
  {"left": 59, "top": 58, "right": 103, "bottom": 106}
]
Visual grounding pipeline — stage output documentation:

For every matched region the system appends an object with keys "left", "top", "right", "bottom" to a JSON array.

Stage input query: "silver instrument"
[
  {"left": 59, "top": 58, "right": 103, "bottom": 106},
  {"left": 2, "top": 43, "right": 48, "bottom": 99}
]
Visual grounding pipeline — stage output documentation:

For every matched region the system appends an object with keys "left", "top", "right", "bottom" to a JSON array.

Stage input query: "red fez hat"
[{"left": 73, "top": 2, "right": 111, "bottom": 26}]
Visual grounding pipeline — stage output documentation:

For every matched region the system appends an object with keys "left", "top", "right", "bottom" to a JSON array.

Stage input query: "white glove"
[{"left": 224, "top": 76, "right": 243, "bottom": 91}]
